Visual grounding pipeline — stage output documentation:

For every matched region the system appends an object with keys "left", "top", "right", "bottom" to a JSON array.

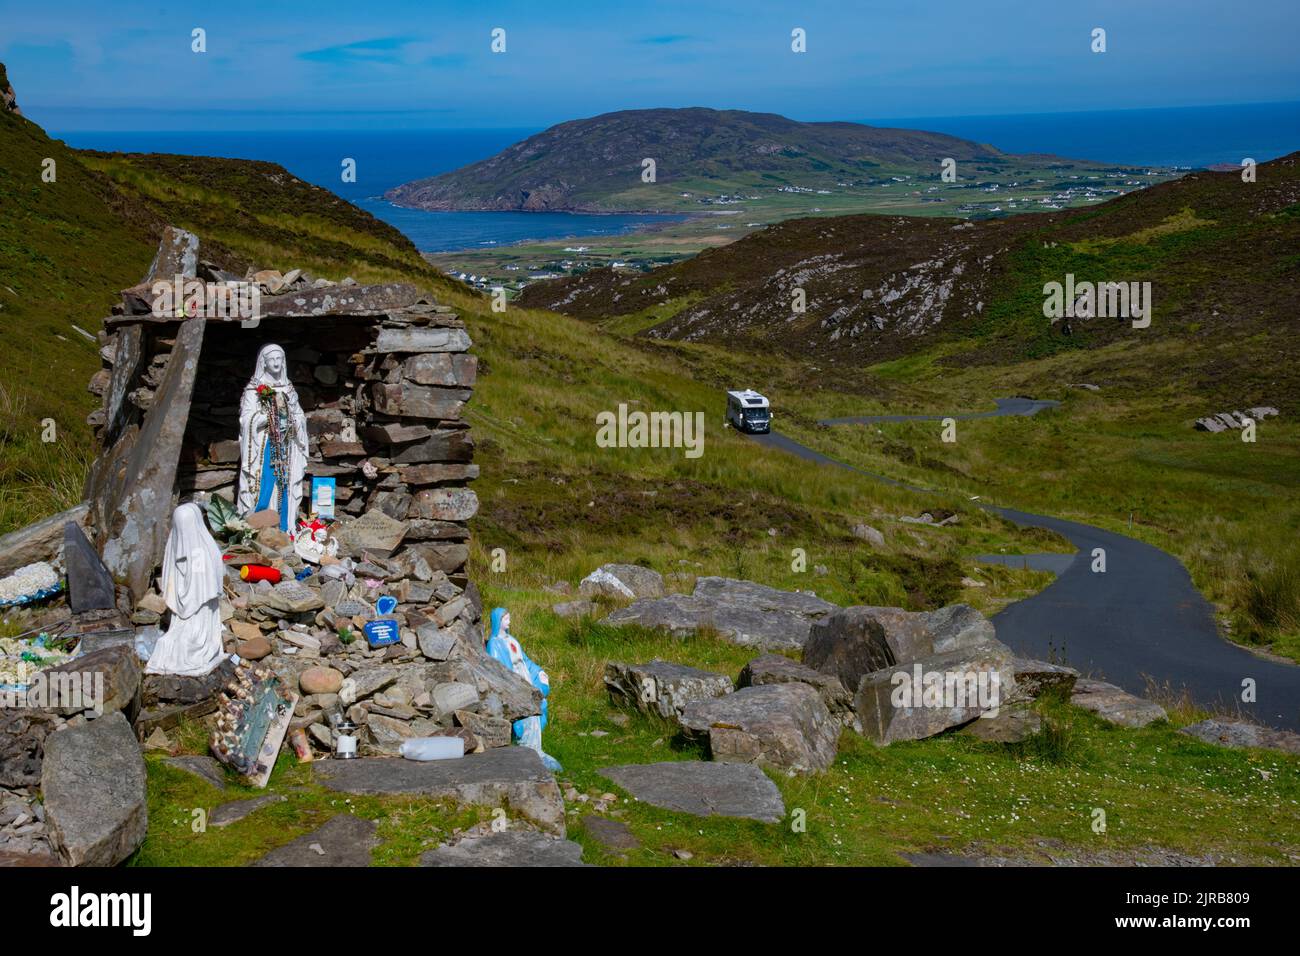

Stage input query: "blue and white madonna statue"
[
  {"left": 486, "top": 607, "right": 561, "bottom": 771},
  {"left": 237, "top": 343, "right": 307, "bottom": 533}
]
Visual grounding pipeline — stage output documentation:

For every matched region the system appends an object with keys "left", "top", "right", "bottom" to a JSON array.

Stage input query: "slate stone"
[
  {"left": 803, "top": 607, "right": 895, "bottom": 694},
  {"left": 165, "top": 754, "right": 228, "bottom": 790},
  {"left": 679, "top": 683, "right": 839, "bottom": 774},
  {"left": 374, "top": 326, "right": 472, "bottom": 354},
  {"left": 409, "top": 487, "right": 479, "bottom": 521},
  {"left": 258, "top": 282, "right": 420, "bottom": 317},
  {"left": 370, "top": 382, "right": 468, "bottom": 420},
  {"left": 96, "top": 315, "right": 206, "bottom": 601},
  {"left": 0, "top": 503, "right": 88, "bottom": 577},
  {"left": 600, "top": 761, "right": 785, "bottom": 823},
  {"left": 604, "top": 659, "right": 733, "bottom": 721},
  {"left": 420, "top": 830, "right": 587, "bottom": 867},
  {"left": 605, "top": 576, "right": 839, "bottom": 652},
  {"left": 41, "top": 712, "right": 148, "bottom": 866},
  {"left": 1070, "top": 679, "right": 1167, "bottom": 728},
  {"left": 333, "top": 509, "right": 407, "bottom": 558},
  {"left": 250, "top": 814, "right": 377, "bottom": 867},
  {"left": 579, "top": 815, "right": 640, "bottom": 851},
  {"left": 314, "top": 747, "right": 565, "bottom": 834},
  {"left": 210, "top": 794, "right": 285, "bottom": 828},
  {"left": 102, "top": 322, "right": 145, "bottom": 439}
]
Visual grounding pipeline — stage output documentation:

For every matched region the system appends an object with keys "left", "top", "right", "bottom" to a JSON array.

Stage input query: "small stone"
[
  {"left": 237, "top": 636, "right": 272, "bottom": 661},
  {"left": 300, "top": 667, "right": 344, "bottom": 696}
]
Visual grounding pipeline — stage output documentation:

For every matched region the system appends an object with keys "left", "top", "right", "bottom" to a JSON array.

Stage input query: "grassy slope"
[{"left": 2, "top": 96, "right": 1295, "bottom": 864}]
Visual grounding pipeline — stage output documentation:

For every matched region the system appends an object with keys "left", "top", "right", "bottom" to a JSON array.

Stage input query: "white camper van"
[{"left": 726, "top": 389, "right": 771, "bottom": 434}]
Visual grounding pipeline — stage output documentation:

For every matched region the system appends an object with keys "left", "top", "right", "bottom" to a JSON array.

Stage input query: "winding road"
[{"left": 749, "top": 400, "right": 1300, "bottom": 732}]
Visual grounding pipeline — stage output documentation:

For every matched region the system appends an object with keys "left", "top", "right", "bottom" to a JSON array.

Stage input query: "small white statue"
[
  {"left": 146, "top": 503, "right": 226, "bottom": 677},
  {"left": 237, "top": 344, "right": 308, "bottom": 534}
]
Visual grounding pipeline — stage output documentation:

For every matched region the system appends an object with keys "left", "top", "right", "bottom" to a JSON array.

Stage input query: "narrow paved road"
[{"left": 748, "top": 401, "right": 1300, "bottom": 732}]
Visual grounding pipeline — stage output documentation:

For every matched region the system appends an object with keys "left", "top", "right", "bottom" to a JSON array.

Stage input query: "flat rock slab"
[
  {"left": 314, "top": 747, "right": 565, "bottom": 834},
  {"left": 211, "top": 794, "right": 286, "bottom": 828},
  {"left": 604, "top": 576, "right": 837, "bottom": 652},
  {"left": 0, "top": 503, "right": 88, "bottom": 577},
  {"left": 1071, "top": 679, "right": 1167, "bottom": 728},
  {"left": 165, "top": 755, "right": 228, "bottom": 790},
  {"left": 600, "top": 761, "right": 785, "bottom": 823},
  {"left": 251, "top": 814, "right": 377, "bottom": 867},
  {"left": 420, "top": 831, "right": 588, "bottom": 867},
  {"left": 681, "top": 683, "right": 839, "bottom": 774},
  {"left": 1180, "top": 719, "right": 1300, "bottom": 755},
  {"left": 579, "top": 815, "right": 640, "bottom": 852},
  {"left": 41, "top": 712, "right": 148, "bottom": 866},
  {"left": 605, "top": 659, "right": 733, "bottom": 721}
]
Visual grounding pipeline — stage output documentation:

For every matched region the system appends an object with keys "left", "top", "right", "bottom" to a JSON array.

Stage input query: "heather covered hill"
[{"left": 517, "top": 150, "right": 1300, "bottom": 399}]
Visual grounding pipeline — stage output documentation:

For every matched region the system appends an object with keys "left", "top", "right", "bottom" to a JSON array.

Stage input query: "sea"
[{"left": 49, "top": 101, "right": 1300, "bottom": 254}]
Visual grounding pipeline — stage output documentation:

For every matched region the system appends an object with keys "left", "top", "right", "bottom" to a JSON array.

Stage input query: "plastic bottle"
[{"left": 398, "top": 737, "right": 465, "bottom": 761}]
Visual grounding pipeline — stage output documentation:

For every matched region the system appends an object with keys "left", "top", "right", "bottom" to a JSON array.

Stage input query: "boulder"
[
  {"left": 579, "top": 564, "right": 665, "bottom": 600},
  {"left": 420, "top": 830, "right": 588, "bottom": 867},
  {"left": 600, "top": 761, "right": 785, "bottom": 823},
  {"left": 851, "top": 523, "right": 885, "bottom": 547},
  {"left": 41, "top": 713, "right": 148, "bottom": 866},
  {"left": 42, "top": 644, "right": 141, "bottom": 720},
  {"left": 604, "top": 660, "right": 733, "bottom": 721},
  {"left": 1070, "top": 679, "right": 1166, "bottom": 728},
  {"left": 854, "top": 639, "right": 1016, "bottom": 745},
  {"left": 738, "top": 653, "right": 853, "bottom": 725},
  {"left": 1179, "top": 719, "right": 1300, "bottom": 755},
  {"left": 680, "top": 683, "right": 839, "bottom": 774},
  {"left": 802, "top": 608, "right": 894, "bottom": 697}
]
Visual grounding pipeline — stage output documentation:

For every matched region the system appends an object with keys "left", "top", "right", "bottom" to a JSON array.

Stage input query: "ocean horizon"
[{"left": 49, "top": 100, "right": 1300, "bottom": 253}]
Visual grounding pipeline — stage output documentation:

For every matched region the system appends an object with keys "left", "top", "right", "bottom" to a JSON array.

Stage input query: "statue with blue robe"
[{"left": 486, "top": 607, "right": 561, "bottom": 771}]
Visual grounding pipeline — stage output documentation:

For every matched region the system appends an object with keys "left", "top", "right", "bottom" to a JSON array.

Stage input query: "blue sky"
[{"left": 3, "top": 0, "right": 1298, "bottom": 130}]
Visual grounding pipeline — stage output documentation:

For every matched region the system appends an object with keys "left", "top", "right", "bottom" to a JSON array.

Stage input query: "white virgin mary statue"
[
  {"left": 237, "top": 343, "right": 307, "bottom": 533},
  {"left": 146, "top": 503, "right": 226, "bottom": 676}
]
